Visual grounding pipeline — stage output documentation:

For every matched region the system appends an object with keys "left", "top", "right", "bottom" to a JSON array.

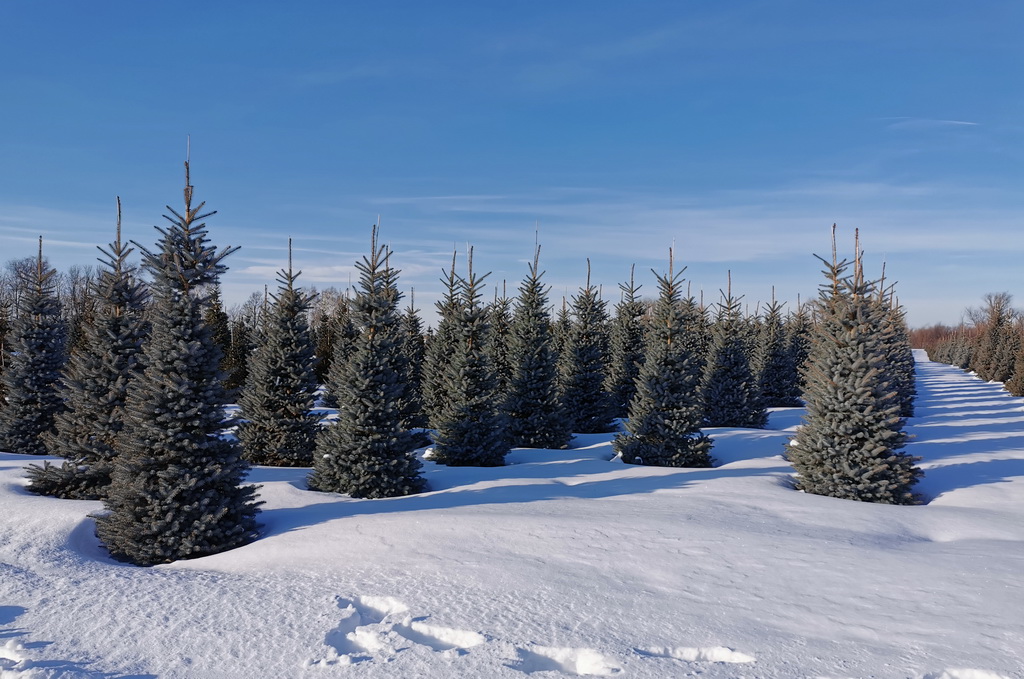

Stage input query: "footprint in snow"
[
  {"left": 0, "top": 640, "right": 30, "bottom": 675},
  {"left": 309, "top": 595, "right": 485, "bottom": 667}
]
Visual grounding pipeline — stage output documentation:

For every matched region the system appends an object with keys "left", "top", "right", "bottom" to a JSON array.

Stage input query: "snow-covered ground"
[{"left": 1, "top": 351, "right": 1022, "bottom": 678}]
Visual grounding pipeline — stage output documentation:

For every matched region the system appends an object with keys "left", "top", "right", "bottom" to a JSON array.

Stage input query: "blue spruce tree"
[
  {"left": 237, "top": 240, "right": 322, "bottom": 466},
  {"left": 430, "top": 248, "right": 509, "bottom": 466},
  {"left": 701, "top": 275, "right": 767, "bottom": 429},
  {"left": 422, "top": 252, "right": 461, "bottom": 429},
  {"left": 754, "top": 296, "right": 802, "bottom": 408},
  {"left": 558, "top": 260, "right": 615, "bottom": 434},
  {"left": 504, "top": 246, "right": 572, "bottom": 449},
  {"left": 613, "top": 252, "right": 712, "bottom": 467},
  {"left": 308, "top": 227, "right": 425, "bottom": 498},
  {"left": 0, "top": 239, "right": 68, "bottom": 456},
  {"left": 27, "top": 201, "right": 149, "bottom": 498},
  {"left": 605, "top": 266, "right": 646, "bottom": 420},
  {"left": 95, "top": 159, "right": 261, "bottom": 565},
  {"left": 786, "top": 238, "right": 921, "bottom": 504}
]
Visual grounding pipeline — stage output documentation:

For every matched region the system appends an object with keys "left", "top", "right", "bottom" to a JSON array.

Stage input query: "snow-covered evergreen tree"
[
  {"left": 557, "top": 261, "right": 614, "bottom": 434},
  {"left": 308, "top": 227, "right": 425, "bottom": 498},
  {"left": 237, "top": 241, "right": 322, "bottom": 466},
  {"left": 614, "top": 253, "right": 712, "bottom": 467},
  {"left": 702, "top": 278, "right": 767, "bottom": 428},
  {"left": 430, "top": 249, "right": 508, "bottom": 466},
  {"left": 27, "top": 202, "right": 149, "bottom": 498},
  {"left": 786, "top": 245, "right": 921, "bottom": 504},
  {"left": 0, "top": 239, "right": 67, "bottom": 456},
  {"left": 605, "top": 266, "right": 646, "bottom": 420},
  {"left": 504, "top": 247, "right": 572, "bottom": 449},
  {"left": 95, "top": 161, "right": 260, "bottom": 565}
]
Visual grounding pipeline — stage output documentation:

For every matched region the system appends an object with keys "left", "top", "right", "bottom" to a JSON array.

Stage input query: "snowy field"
[{"left": 1, "top": 351, "right": 1022, "bottom": 678}]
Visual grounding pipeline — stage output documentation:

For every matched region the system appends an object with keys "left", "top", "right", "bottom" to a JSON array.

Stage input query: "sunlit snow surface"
[{"left": 1, "top": 351, "right": 1021, "bottom": 678}]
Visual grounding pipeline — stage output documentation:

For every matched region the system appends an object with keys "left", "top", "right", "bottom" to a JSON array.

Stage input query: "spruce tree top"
[{"left": 135, "top": 162, "right": 237, "bottom": 297}]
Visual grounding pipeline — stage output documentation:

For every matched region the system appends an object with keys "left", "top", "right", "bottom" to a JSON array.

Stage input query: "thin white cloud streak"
[
  {"left": 884, "top": 117, "right": 980, "bottom": 131},
  {"left": 2, "top": 179, "right": 1021, "bottom": 327},
  {"left": 366, "top": 181, "right": 1024, "bottom": 262}
]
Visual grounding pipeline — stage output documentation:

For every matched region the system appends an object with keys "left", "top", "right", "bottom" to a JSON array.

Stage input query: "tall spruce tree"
[
  {"left": 558, "top": 261, "right": 615, "bottom": 434},
  {"left": 0, "top": 239, "right": 67, "bottom": 456},
  {"left": 237, "top": 241, "right": 322, "bottom": 466},
  {"left": 95, "top": 159, "right": 260, "bottom": 565},
  {"left": 308, "top": 227, "right": 425, "bottom": 498},
  {"left": 430, "top": 248, "right": 509, "bottom": 466},
  {"left": 786, "top": 238, "right": 921, "bottom": 504},
  {"left": 504, "top": 246, "right": 572, "bottom": 449},
  {"left": 702, "top": 276, "right": 767, "bottom": 428},
  {"left": 613, "top": 252, "right": 712, "bottom": 467},
  {"left": 27, "top": 201, "right": 149, "bottom": 498}
]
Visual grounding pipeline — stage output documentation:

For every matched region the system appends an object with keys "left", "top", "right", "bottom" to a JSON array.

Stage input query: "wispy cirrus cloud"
[{"left": 883, "top": 117, "right": 980, "bottom": 131}]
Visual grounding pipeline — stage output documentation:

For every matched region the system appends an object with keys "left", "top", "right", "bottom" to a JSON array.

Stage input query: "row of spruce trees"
[
  {"left": 0, "top": 162, "right": 921, "bottom": 565},
  {"left": 918, "top": 292, "right": 1024, "bottom": 397}
]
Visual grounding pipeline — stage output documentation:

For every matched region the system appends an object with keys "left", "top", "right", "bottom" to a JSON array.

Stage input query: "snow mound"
[
  {"left": 922, "top": 671, "right": 1013, "bottom": 679},
  {"left": 513, "top": 645, "right": 622, "bottom": 676}
]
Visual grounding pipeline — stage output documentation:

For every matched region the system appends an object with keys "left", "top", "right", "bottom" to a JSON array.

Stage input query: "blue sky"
[{"left": 0, "top": 1, "right": 1021, "bottom": 326}]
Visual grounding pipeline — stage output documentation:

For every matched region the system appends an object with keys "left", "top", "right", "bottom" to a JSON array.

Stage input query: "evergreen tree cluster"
[
  {"left": 4, "top": 172, "right": 928, "bottom": 556},
  {"left": 923, "top": 292, "right": 1024, "bottom": 398}
]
